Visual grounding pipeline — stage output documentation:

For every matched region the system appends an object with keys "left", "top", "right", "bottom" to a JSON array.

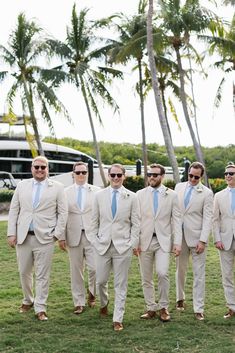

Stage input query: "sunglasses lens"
[
  {"left": 147, "top": 173, "right": 160, "bottom": 177},
  {"left": 110, "top": 173, "right": 123, "bottom": 178},
  {"left": 75, "top": 171, "right": 87, "bottom": 175},
  {"left": 34, "top": 165, "right": 46, "bottom": 170},
  {"left": 224, "top": 172, "right": 235, "bottom": 176},
  {"left": 189, "top": 174, "right": 200, "bottom": 180}
]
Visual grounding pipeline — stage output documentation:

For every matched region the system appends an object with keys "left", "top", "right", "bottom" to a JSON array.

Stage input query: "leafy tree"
[
  {"left": 46, "top": 4, "right": 123, "bottom": 186},
  {"left": 0, "top": 13, "right": 69, "bottom": 155}
]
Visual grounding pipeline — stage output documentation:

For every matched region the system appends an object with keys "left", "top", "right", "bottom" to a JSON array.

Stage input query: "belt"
[
  {"left": 28, "top": 230, "right": 35, "bottom": 235},
  {"left": 153, "top": 232, "right": 156, "bottom": 237}
]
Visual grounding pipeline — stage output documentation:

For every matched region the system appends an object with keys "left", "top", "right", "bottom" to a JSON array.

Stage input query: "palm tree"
[
  {"left": 47, "top": 5, "right": 123, "bottom": 186},
  {"left": 147, "top": 0, "right": 180, "bottom": 182},
  {"left": 157, "top": 0, "right": 218, "bottom": 184},
  {"left": 108, "top": 0, "right": 152, "bottom": 185},
  {"left": 0, "top": 13, "right": 70, "bottom": 155},
  {"left": 200, "top": 13, "right": 235, "bottom": 113}
]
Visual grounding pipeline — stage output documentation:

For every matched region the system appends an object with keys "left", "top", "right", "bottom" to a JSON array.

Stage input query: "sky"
[{"left": 0, "top": 0, "right": 234, "bottom": 148}]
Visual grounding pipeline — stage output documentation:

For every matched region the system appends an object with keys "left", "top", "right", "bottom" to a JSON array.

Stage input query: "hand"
[
  {"left": 133, "top": 247, "right": 141, "bottom": 256},
  {"left": 215, "top": 241, "right": 224, "bottom": 250},
  {"left": 196, "top": 241, "right": 206, "bottom": 254},
  {"left": 8, "top": 236, "right": 17, "bottom": 248},
  {"left": 173, "top": 244, "right": 181, "bottom": 257},
  {"left": 58, "top": 240, "right": 67, "bottom": 251}
]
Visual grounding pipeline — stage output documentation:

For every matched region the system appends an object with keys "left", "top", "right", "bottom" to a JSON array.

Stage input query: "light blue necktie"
[
  {"left": 33, "top": 182, "right": 42, "bottom": 208},
  {"left": 111, "top": 190, "right": 118, "bottom": 218},
  {"left": 77, "top": 186, "right": 82, "bottom": 209},
  {"left": 231, "top": 188, "right": 235, "bottom": 213},
  {"left": 153, "top": 189, "right": 158, "bottom": 215},
  {"left": 184, "top": 186, "right": 193, "bottom": 208}
]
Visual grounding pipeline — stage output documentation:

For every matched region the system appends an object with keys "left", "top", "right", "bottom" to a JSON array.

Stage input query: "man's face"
[
  {"left": 188, "top": 167, "right": 202, "bottom": 187},
  {"left": 224, "top": 167, "right": 235, "bottom": 188},
  {"left": 108, "top": 166, "right": 125, "bottom": 189},
  {"left": 73, "top": 164, "right": 88, "bottom": 185},
  {"left": 147, "top": 167, "right": 164, "bottom": 188},
  {"left": 31, "top": 160, "right": 48, "bottom": 182}
]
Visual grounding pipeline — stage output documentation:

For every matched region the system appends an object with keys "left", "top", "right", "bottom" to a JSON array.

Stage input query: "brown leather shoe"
[
  {"left": 176, "top": 300, "right": 185, "bottom": 311},
  {"left": 19, "top": 303, "right": 34, "bottom": 313},
  {"left": 140, "top": 310, "right": 156, "bottom": 319},
  {"left": 36, "top": 312, "right": 48, "bottom": 321},
  {"left": 73, "top": 306, "right": 84, "bottom": 315},
  {"left": 159, "top": 308, "right": 171, "bottom": 322},
  {"left": 100, "top": 303, "right": 108, "bottom": 317},
  {"left": 224, "top": 309, "right": 235, "bottom": 319},
  {"left": 195, "top": 312, "right": 204, "bottom": 321},
  {"left": 113, "top": 322, "right": 123, "bottom": 331},
  {"left": 87, "top": 291, "right": 96, "bottom": 308}
]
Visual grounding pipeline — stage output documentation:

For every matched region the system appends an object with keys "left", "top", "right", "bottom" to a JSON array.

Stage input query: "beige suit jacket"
[
  {"left": 213, "top": 188, "right": 235, "bottom": 250},
  {"left": 136, "top": 185, "right": 182, "bottom": 252},
  {"left": 89, "top": 186, "right": 140, "bottom": 255},
  {"left": 65, "top": 183, "right": 100, "bottom": 246},
  {"left": 7, "top": 178, "right": 68, "bottom": 244},
  {"left": 175, "top": 182, "right": 213, "bottom": 247}
]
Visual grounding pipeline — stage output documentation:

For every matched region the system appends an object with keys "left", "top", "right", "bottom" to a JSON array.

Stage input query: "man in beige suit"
[
  {"left": 213, "top": 164, "right": 235, "bottom": 319},
  {"left": 136, "top": 163, "right": 182, "bottom": 322},
  {"left": 89, "top": 163, "right": 140, "bottom": 331},
  {"left": 7, "top": 156, "right": 68, "bottom": 321},
  {"left": 175, "top": 162, "right": 213, "bottom": 321},
  {"left": 60, "top": 162, "right": 100, "bottom": 315}
]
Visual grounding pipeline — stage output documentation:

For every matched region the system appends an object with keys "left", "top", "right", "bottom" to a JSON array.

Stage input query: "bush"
[
  {"left": 124, "top": 176, "right": 145, "bottom": 192},
  {"left": 0, "top": 189, "right": 14, "bottom": 202},
  {"left": 209, "top": 178, "right": 226, "bottom": 193}
]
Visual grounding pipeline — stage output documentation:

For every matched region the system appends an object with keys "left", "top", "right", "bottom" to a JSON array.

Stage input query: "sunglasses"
[
  {"left": 109, "top": 173, "right": 123, "bottom": 178},
  {"left": 188, "top": 174, "right": 200, "bottom": 180},
  {"left": 224, "top": 172, "right": 235, "bottom": 176},
  {"left": 33, "top": 165, "right": 47, "bottom": 170},
  {"left": 74, "top": 171, "right": 87, "bottom": 175},
  {"left": 147, "top": 173, "right": 161, "bottom": 178}
]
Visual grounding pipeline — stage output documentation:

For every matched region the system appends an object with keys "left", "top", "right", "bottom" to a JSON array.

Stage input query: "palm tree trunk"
[
  {"left": 22, "top": 78, "right": 44, "bottom": 156},
  {"left": 147, "top": 0, "right": 180, "bottom": 183},
  {"left": 80, "top": 77, "right": 107, "bottom": 187},
  {"left": 175, "top": 47, "right": 209, "bottom": 185},
  {"left": 138, "top": 59, "right": 148, "bottom": 186}
]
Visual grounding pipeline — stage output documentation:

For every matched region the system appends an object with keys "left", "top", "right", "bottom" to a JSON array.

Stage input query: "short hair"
[
  {"left": 108, "top": 163, "right": 126, "bottom": 175},
  {"left": 225, "top": 164, "right": 235, "bottom": 170},
  {"left": 189, "top": 161, "right": 205, "bottom": 177},
  {"left": 73, "top": 161, "right": 87, "bottom": 172},
  {"left": 32, "top": 156, "right": 49, "bottom": 167},
  {"left": 149, "top": 163, "right": 165, "bottom": 175}
]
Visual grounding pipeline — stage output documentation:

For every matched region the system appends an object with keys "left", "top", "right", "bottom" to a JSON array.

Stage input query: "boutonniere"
[
  {"left": 48, "top": 180, "right": 54, "bottom": 187},
  {"left": 196, "top": 185, "right": 203, "bottom": 193},
  {"left": 121, "top": 191, "right": 130, "bottom": 199},
  {"left": 163, "top": 187, "right": 170, "bottom": 196},
  {"left": 88, "top": 186, "right": 92, "bottom": 192}
]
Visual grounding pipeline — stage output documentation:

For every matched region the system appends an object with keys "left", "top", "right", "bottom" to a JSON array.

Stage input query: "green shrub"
[
  {"left": 0, "top": 189, "right": 14, "bottom": 202},
  {"left": 209, "top": 178, "right": 226, "bottom": 193},
  {"left": 124, "top": 176, "right": 145, "bottom": 192}
]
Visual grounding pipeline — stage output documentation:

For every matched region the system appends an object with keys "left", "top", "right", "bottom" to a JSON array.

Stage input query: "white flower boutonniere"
[
  {"left": 121, "top": 191, "right": 130, "bottom": 199},
  {"left": 196, "top": 185, "right": 203, "bottom": 193},
  {"left": 163, "top": 187, "right": 170, "bottom": 196},
  {"left": 48, "top": 180, "right": 54, "bottom": 187}
]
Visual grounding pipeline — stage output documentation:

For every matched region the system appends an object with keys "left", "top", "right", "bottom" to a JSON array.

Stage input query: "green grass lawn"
[{"left": 0, "top": 220, "right": 234, "bottom": 353}]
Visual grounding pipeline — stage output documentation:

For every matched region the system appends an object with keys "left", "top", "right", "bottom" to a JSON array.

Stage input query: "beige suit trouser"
[
  {"left": 68, "top": 231, "right": 96, "bottom": 307},
  {"left": 176, "top": 236, "right": 206, "bottom": 313},
  {"left": 95, "top": 242, "right": 132, "bottom": 323},
  {"left": 16, "top": 235, "right": 54, "bottom": 314},
  {"left": 139, "top": 236, "right": 170, "bottom": 311},
  {"left": 219, "top": 238, "right": 235, "bottom": 312}
]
